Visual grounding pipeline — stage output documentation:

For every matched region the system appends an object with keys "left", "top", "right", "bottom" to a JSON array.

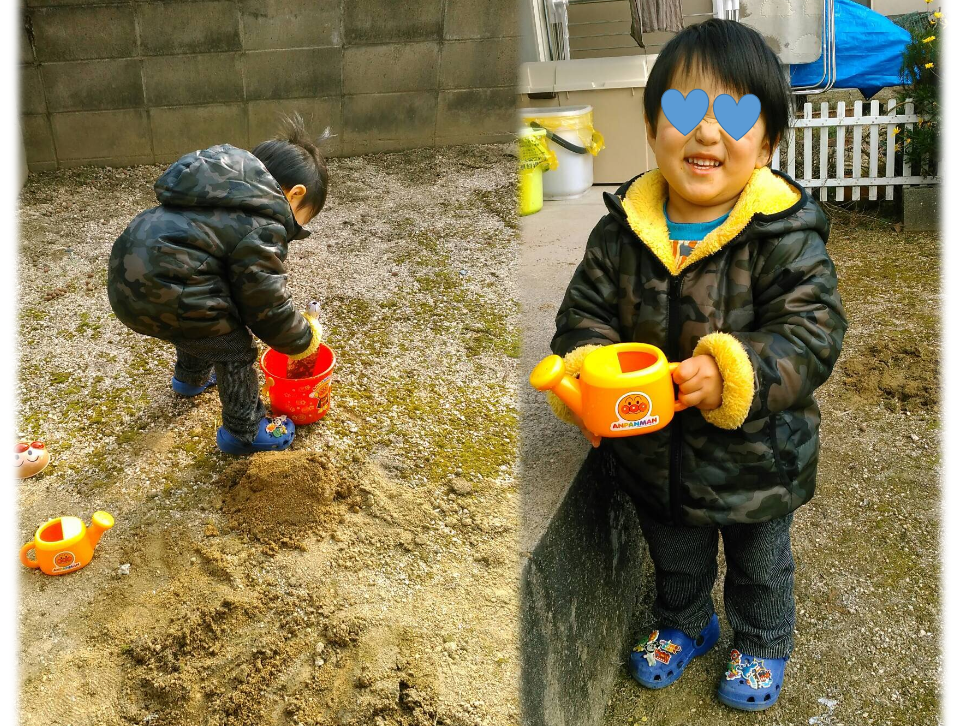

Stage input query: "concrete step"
[{"left": 519, "top": 187, "right": 650, "bottom": 726}]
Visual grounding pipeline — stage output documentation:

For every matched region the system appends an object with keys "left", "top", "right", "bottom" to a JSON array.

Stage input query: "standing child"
[
  {"left": 108, "top": 115, "right": 327, "bottom": 455},
  {"left": 548, "top": 20, "right": 847, "bottom": 710}
]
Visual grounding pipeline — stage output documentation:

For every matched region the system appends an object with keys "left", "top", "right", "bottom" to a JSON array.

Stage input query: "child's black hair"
[
  {"left": 644, "top": 19, "right": 793, "bottom": 154},
  {"left": 252, "top": 113, "right": 330, "bottom": 217}
]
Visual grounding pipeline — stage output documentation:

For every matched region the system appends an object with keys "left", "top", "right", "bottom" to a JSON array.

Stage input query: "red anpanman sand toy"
[
  {"left": 261, "top": 301, "right": 336, "bottom": 426},
  {"left": 15, "top": 440, "right": 49, "bottom": 479}
]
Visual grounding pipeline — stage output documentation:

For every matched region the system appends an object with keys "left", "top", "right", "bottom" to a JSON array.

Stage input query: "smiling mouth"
[
  {"left": 684, "top": 157, "right": 723, "bottom": 172},
  {"left": 26, "top": 455, "right": 40, "bottom": 463}
]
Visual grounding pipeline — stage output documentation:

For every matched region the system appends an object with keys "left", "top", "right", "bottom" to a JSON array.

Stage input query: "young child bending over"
[
  {"left": 108, "top": 115, "right": 327, "bottom": 454},
  {"left": 548, "top": 20, "right": 847, "bottom": 711}
]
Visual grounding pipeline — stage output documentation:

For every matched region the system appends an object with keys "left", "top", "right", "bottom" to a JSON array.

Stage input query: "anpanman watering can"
[
  {"left": 530, "top": 343, "right": 687, "bottom": 439},
  {"left": 20, "top": 511, "right": 115, "bottom": 575}
]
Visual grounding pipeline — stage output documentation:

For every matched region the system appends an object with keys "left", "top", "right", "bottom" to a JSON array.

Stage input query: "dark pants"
[
  {"left": 171, "top": 328, "right": 265, "bottom": 443},
  {"left": 636, "top": 510, "right": 796, "bottom": 659}
]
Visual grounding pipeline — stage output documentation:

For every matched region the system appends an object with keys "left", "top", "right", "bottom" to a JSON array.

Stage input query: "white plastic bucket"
[{"left": 518, "top": 105, "right": 602, "bottom": 200}]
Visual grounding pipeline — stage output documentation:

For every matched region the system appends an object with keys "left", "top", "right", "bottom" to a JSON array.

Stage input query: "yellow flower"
[
  {"left": 934, "top": 11, "right": 942, "bottom": 18},
  {"left": 923, "top": 35, "right": 936, "bottom": 42},
  {"left": 925, "top": 62, "right": 935, "bottom": 69}
]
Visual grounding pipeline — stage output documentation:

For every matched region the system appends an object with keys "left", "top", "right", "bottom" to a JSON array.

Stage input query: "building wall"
[
  {"left": 20, "top": 0, "right": 520, "bottom": 171},
  {"left": 545, "top": 0, "right": 924, "bottom": 63},
  {"left": 567, "top": 0, "right": 713, "bottom": 59},
  {"left": 872, "top": 0, "right": 933, "bottom": 16}
]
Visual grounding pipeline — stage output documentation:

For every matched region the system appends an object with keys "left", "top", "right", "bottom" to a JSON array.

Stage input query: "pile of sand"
[
  {"left": 219, "top": 451, "right": 357, "bottom": 550},
  {"left": 839, "top": 333, "right": 938, "bottom": 411}
]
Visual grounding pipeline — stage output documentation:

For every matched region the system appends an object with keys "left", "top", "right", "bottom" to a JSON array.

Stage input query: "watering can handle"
[
  {"left": 668, "top": 363, "right": 689, "bottom": 412},
  {"left": 20, "top": 542, "right": 39, "bottom": 568}
]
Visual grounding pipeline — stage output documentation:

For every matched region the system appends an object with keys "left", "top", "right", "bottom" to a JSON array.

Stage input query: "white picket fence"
[{"left": 771, "top": 98, "right": 940, "bottom": 202}]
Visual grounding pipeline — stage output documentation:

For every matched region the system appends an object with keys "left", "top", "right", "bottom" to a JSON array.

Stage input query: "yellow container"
[
  {"left": 519, "top": 105, "right": 605, "bottom": 199},
  {"left": 20, "top": 511, "right": 115, "bottom": 576},
  {"left": 519, "top": 166, "right": 544, "bottom": 216},
  {"left": 518, "top": 127, "right": 555, "bottom": 217}
]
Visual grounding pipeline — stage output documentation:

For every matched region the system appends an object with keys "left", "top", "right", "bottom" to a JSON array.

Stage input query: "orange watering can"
[
  {"left": 530, "top": 343, "right": 687, "bottom": 440},
  {"left": 20, "top": 512, "right": 114, "bottom": 575}
]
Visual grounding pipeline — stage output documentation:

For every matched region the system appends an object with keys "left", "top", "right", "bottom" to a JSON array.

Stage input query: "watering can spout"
[
  {"left": 529, "top": 355, "right": 583, "bottom": 418},
  {"left": 87, "top": 511, "right": 115, "bottom": 549}
]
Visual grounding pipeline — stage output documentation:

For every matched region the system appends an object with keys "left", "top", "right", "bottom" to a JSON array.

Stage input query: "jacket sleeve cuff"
[
  {"left": 287, "top": 315, "right": 323, "bottom": 361},
  {"left": 545, "top": 344, "right": 604, "bottom": 425},
  {"left": 693, "top": 332, "right": 755, "bottom": 430}
]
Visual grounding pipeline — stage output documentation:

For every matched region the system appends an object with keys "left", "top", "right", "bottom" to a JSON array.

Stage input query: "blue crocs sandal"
[
  {"left": 629, "top": 613, "right": 720, "bottom": 689},
  {"left": 171, "top": 373, "right": 217, "bottom": 397},
  {"left": 216, "top": 415, "right": 295, "bottom": 455},
  {"left": 717, "top": 649, "right": 786, "bottom": 711}
]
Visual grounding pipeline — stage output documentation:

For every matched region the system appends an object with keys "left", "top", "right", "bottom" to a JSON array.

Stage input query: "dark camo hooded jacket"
[
  {"left": 108, "top": 144, "right": 313, "bottom": 355},
  {"left": 550, "top": 166, "right": 847, "bottom": 527}
]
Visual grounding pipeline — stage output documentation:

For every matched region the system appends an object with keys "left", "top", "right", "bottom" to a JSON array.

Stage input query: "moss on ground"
[
  {"left": 76, "top": 311, "right": 102, "bottom": 338},
  {"left": 289, "top": 205, "right": 521, "bottom": 488}
]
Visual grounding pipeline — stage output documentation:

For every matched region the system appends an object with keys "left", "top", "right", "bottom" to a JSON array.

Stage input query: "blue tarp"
[{"left": 789, "top": 0, "right": 911, "bottom": 98}]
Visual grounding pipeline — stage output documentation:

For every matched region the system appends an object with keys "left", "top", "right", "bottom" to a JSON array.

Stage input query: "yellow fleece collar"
[{"left": 620, "top": 167, "right": 803, "bottom": 276}]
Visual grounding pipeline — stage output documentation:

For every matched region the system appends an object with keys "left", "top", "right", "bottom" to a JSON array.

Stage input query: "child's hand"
[
  {"left": 672, "top": 355, "right": 723, "bottom": 411},
  {"left": 569, "top": 410, "right": 602, "bottom": 448}
]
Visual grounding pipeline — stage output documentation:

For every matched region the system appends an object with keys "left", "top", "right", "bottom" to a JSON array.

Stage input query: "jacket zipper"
[
  {"left": 668, "top": 275, "right": 684, "bottom": 524},
  {"left": 614, "top": 208, "right": 751, "bottom": 525},
  {"left": 664, "top": 231, "right": 751, "bottom": 524}
]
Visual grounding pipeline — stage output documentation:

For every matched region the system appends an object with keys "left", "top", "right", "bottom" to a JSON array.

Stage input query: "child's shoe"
[
  {"left": 629, "top": 613, "right": 720, "bottom": 689},
  {"left": 716, "top": 649, "right": 786, "bottom": 711},
  {"left": 216, "top": 415, "right": 295, "bottom": 454},
  {"left": 171, "top": 373, "right": 217, "bottom": 397}
]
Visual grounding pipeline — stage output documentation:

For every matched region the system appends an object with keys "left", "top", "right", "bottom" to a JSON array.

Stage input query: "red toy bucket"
[{"left": 260, "top": 344, "right": 336, "bottom": 425}]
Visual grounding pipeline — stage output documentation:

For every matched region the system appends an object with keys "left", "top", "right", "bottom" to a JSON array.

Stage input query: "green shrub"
[{"left": 895, "top": 9, "right": 941, "bottom": 172}]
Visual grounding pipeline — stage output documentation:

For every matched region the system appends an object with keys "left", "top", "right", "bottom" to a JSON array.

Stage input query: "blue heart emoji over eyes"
[
  {"left": 713, "top": 94, "right": 761, "bottom": 140},
  {"left": 661, "top": 89, "right": 709, "bottom": 136},
  {"left": 661, "top": 90, "right": 761, "bottom": 140}
]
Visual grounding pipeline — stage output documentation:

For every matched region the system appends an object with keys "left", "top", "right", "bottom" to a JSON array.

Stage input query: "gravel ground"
[
  {"left": 602, "top": 206, "right": 941, "bottom": 724},
  {"left": 17, "top": 144, "right": 521, "bottom": 726}
]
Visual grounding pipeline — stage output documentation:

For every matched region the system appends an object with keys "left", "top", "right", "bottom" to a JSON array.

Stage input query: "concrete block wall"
[
  {"left": 520, "top": 449, "right": 647, "bottom": 726},
  {"left": 21, "top": 0, "right": 521, "bottom": 171}
]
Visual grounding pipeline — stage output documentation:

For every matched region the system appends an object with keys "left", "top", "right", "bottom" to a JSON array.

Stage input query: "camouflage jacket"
[
  {"left": 108, "top": 144, "right": 313, "bottom": 355},
  {"left": 551, "top": 167, "right": 847, "bottom": 526}
]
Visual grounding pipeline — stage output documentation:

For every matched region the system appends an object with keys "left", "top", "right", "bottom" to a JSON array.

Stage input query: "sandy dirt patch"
[{"left": 17, "top": 145, "right": 521, "bottom": 726}]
